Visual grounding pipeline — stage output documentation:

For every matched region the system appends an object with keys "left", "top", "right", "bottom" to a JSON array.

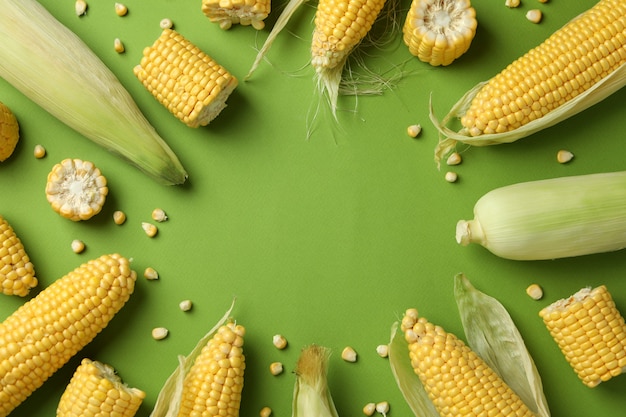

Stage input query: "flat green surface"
[{"left": 1, "top": 0, "right": 626, "bottom": 416}]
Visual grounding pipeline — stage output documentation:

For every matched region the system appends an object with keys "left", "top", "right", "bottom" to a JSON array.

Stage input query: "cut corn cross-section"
[{"left": 0, "top": 101, "right": 19, "bottom": 162}]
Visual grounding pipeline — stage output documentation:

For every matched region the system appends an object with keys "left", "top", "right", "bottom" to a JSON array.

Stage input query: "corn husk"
[
  {"left": 292, "top": 345, "right": 339, "bottom": 417},
  {"left": 431, "top": 60, "right": 626, "bottom": 166},
  {"left": 0, "top": 0, "right": 187, "bottom": 185}
]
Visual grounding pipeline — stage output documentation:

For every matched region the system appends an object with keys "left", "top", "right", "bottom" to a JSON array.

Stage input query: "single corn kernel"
[
  {"left": 557, "top": 149, "right": 574, "bottom": 164},
  {"left": 505, "top": 0, "right": 521, "bottom": 7},
  {"left": 152, "top": 327, "right": 169, "bottom": 340},
  {"left": 407, "top": 124, "right": 422, "bottom": 138},
  {"left": 33, "top": 144, "right": 46, "bottom": 159},
  {"left": 376, "top": 401, "right": 390, "bottom": 416},
  {"left": 444, "top": 171, "right": 458, "bottom": 183},
  {"left": 260, "top": 406, "right": 272, "bottom": 417},
  {"left": 376, "top": 344, "right": 389, "bottom": 358},
  {"left": 160, "top": 18, "right": 173, "bottom": 29},
  {"left": 142, "top": 222, "right": 158, "bottom": 237},
  {"left": 75, "top": 0, "right": 87, "bottom": 16},
  {"left": 446, "top": 152, "right": 462, "bottom": 166},
  {"left": 363, "top": 403, "right": 376, "bottom": 416},
  {"left": 269, "top": 361, "right": 284, "bottom": 375},
  {"left": 71, "top": 239, "right": 85, "bottom": 254},
  {"left": 526, "top": 9, "right": 542, "bottom": 23},
  {"left": 272, "top": 334, "right": 288, "bottom": 349},
  {"left": 179, "top": 299, "right": 193, "bottom": 312},
  {"left": 526, "top": 283, "right": 544, "bottom": 300},
  {"left": 151, "top": 208, "right": 168, "bottom": 222},
  {"left": 341, "top": 346, "right": 358, "bottom": 362},
  {"left": 144, "top": 267, "right": 159, "bottom": 280},
  {"left": 113, "top": 210, "right": 126, "bottom": 225},
  {"left": 537, "top": 0, "right": 548, "bottom": 3},
  {"left": 115, "top": 3, "right": 128, "bottom": 16},
  {"left": 114, "top": 38, "right": 125, "bottom": 53}
]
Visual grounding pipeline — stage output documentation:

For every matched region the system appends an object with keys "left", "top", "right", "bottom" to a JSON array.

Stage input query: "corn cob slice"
[
  {"left": 400, "top": 308, "right": 535, "bottom": 417},
  {"left": 0, "top": 101, "right": 18, "bottom": 162},
  {"left": 432, "top": 0, "right": 626, "bottom": 164},
  {"left": 0, "top": 214, "right": 37, "bottom": 297},
  {"left": 0, "top": 253, "right": 136, "bottom": 417},
  {"left": 201, "top": 0, "right": 271, "bottom": 30},
  {"left": 403, "top": 0, "right": 477, "bottom": 66},
  {"left": 540, "top": 285, "right": 626, "bottom": 388},
  {"left": 134, "top": 29, "right": 238, "bottom": 128},
  {"left": 57, "top": 358, "right": 146, "bottom": 417}
]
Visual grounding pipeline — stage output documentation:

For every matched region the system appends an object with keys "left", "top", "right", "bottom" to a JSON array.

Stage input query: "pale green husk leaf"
[
  {"left": 388, "top": 321, "right": 439, "bottom": 417},
  {"left": 0, "top": 0, "right": 187, "bottom": 185},
  {"left": 292, "top": 345, "right": 339, "bottom": 417},
  {"left": 431, "top": 61, "right": 626, "bottom": 166},
  {"left": 454, "top": 274, "right": 550, "bottom": 417},
  {"left": 149, "top": 300, "right": 236, "bottom": 417}
]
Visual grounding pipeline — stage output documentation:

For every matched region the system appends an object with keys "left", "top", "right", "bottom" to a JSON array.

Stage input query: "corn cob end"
[{"left": 0, "top": 102, "right": 19, "bottom": 162}]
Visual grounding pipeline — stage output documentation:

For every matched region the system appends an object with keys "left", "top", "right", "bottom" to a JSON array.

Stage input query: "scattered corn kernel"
[
  {"left": 341, "top": 346, "right": 358, "bottom": 362},
  {"left": 160, "top": 18, "right": 173, "bottom": 29},
  {"left": 363, "top": 403, "right": 376, "bottom": 416},
  {"left": 407, "top": 124, "right": 422, "bottom": 138},
  {"left": 444, "top": 171, "right": 458, "bottom": 183},
  {"left": 152, "top": 327, "right": 169, "bottom": 340},
  {"left": 376, "top": 344, "right": 389, "bottom": 358},
  {"left": 446, "top": 152, "right": 462, "bottom": 166},
  {"left": 179, "top": 299, "right": 193, "bottom": 312},
  {"left": 526, "top": 283, "right": 544, "bottom": 300},
  {"left": 526, "top": 9, "right": 542, "bottom": 23},
  {"left": 557, "top": 149, "right": 574, "bottom": 164},
  {"left": 376, "top": 401, "right": 390, "bottom": 416},
  {"left": 33, "top": 144, "right": 46, "bottom": 159},
  {"left": 143, "top": 267, "right": 159, "bottom": 280},
  {"left": 537, "top": 0, "right": 548, "bottom": 3},
  {"left": 260, "top": 406, "right": 272, "bottom": 417},
  {"left": 505, "top": 0, "right": 520, "bottom": 7},
  {"left": 113, "top": 210, "right": 126, "bottom": 225},
  {"left": 115, "top": 3, "right": 128, "bottom": 16},
  {"left": 151, "top": 208, "right": 168, "bottom": 222},
  {"left": 114, "top": 38, "right": 125, "bottom": 53},
  {"left": 142, "top": 222, "right": 158, "bottom": 237},
  {"left": 272, "top": 334, "right": 288, "bottom": 349},
  {"left": 71, "top": 239, "right": 85, "bottom": 254},
  {"left": 75, "top": 0, "right": 87, "bottom": 16},
  {"left": 269, "top": 361, "right": 284, "bottom": 376}
]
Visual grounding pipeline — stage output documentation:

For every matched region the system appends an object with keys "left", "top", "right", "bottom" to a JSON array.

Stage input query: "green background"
[{"left": 1, "top": 0, "right": 626, "bottom": 416}]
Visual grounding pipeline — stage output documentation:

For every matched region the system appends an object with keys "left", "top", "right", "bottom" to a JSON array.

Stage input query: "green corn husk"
[
  {"left": 292, "top": 345, "right": 339, "bottom": 417},
  {"left": 0, "top": 0, "right": 187, "bottom": 185}
]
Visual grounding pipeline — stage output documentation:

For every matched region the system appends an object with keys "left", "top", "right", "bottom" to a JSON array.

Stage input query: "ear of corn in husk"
[
  {"left": 431, "top": 0, "right": 626, "bottom": 165},
  {"left": 292, "top": 345, "right": 339, "bottom": 417},
  {"left": 0, "top": 0, "right": 187, "bottom": 185},
  {"left": 0, "top": 214, "right": 37, "bottom": 296}
]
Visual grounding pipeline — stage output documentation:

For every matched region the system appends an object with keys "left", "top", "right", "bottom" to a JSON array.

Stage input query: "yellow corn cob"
[
  {"left": 539, "top": 285, "right": 626, "bottom": 388},
  {"left": 201, "top": 0, "right": 271, "bottom": 30},
  {"left": 57, "top": 358, "right": 145, "bottom": 417},
  {"left": 176, "top": 321, "right": 245, "bottom": 417},
  {"left": 0, "top": 214, "right": 37, "bottom": 297},
  {"left": 133, "top": 29, "right": 238, "bottom": 128},
  {"left": 0, "top": 254, "right": 136, "bottom": 417},
  {"left": 461, "top": 0, "right": 626, "bottom": 136},
  {"left": 401, "top": 308, "right": 535, "bottom": 417},
  {"left": 402, "top": 0, "right": 477, "bottom": 66},
  {"left": 0, "top": 101, "right": 19, "bottom": 162}
]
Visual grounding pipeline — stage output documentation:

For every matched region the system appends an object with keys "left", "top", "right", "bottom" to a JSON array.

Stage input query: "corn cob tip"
[
  {"left": 0, "top": 101, "right": 19, "bottom": 162},
  {"left": 0, "top": 214, "right": 38, "bottom": 297}
]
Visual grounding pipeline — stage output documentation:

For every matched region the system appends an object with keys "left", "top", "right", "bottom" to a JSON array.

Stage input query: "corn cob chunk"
[
  {"left": 461, "top": 0, "right": 626, "bottom": 136},
  {"left": 134, "top": 29, "right": 238, "bottom": 128},
  {"left": 57, "top": 358, "right": 145, "bottom": 417},
  {"left": 201, "top": 0, "right": 271, "bottom": 30},
  {"left": 403, "top": 0, "right": 477, "bottom": 66},
  {"left": 0, "top": 253, "right": 136, "bottom": 417},
  {"left": 0, "top": 101, "right": 19, "bottom": 162},
  {"left": 176, "top": 321, "right": 245, "bottom": 417},
  {"left": 0, "top": 214, "right": 37, "bottom": 297},
  {"left": 539, "top": 285, "right": 626, "bottom": 388},
  {"left": 401, "top": 308, "right": 535, "bottom": 417}
]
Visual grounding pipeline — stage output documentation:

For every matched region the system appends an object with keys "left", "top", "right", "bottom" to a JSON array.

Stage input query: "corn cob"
[
  {"left": 540, "top": 285, "right": 626, "bottom": 388},
  {"left": 0, "top": 101, "right": 18, "bottom": 162},
  {"left": 400, "top": 308, "right": 535, "bottom": 417},
  {"left": 57, "top": 358, "right": 145, "bottom": 417},
  {"left": 0, "top": 214, "right": 37, "bottom": 297},
  {"left": 402, "top": 0, "right": 477, "bottom": 66},
  {"left": 134, "top": 29, "right": 238, "bottom": 128},
  {"left": 0, "top": 254, "right": 136, "bottom": 417},
  {"left": 432, "top": 0, "right": 626, "bottom": 164},
  {"left": 201, "top": 0, "right": 271, "bottom": 30}
]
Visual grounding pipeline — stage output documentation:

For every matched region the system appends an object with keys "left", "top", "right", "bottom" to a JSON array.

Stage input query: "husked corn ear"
[
  {"left": 0, "top": 214, "right": 37, "bottom": 297},
  {"left": 403, "top": 0, "right": 477, "bottom": 66},
  {"left": 202, "top": 0, "right": 271, "bottom": 30},
  {"left": 401, "top": 309, "right": 534, "bottom": 417},
  {"left": 177, "top": 321, "right": 245, "bottom": 417},
  {"left": 0, "top": 101, "right": 19, "bottom": 162},
  {"left": 134, "top": 29, "right": 238, "bottom": 128},
  {"left": 0, "top": 254, "right": 136, "bottom": 417},
  {"left": 57, "top": 358, "right": 145, "bottom": 417},
  {"left": 539, "top": 285, "right": 626, "bottom": 388},
  {"left": 461, "top": 0, "right": 626, "bottom": 136}
]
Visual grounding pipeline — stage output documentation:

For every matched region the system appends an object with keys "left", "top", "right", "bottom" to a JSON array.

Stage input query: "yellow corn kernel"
[
  {"left": 540, "top": 285, "right": 626, "bottom": 387},
  {"left": 133, "top": 29, "right": 238, "bottom": 128},
  {"left": 446, "top": 152, "right": 462, "bottom": 166},
  {"left": 57, "top": 358, "right": 145, "bottom": 417},
  {"left": 341, "top": 346, "right": 358, "bottom": 362},
  {"left": 526, "top": 9, "right": 542, "bottom": 23},
  {"left": 401, "top": 309, "right": 535, "bottom": 417},
  {"left": 407, "top": 124, "right": 422, "bottom": 138},
  {"left": 0, "top": 101, "right": 19, "bottom": 162},
  {"left": 70, "top": 239, "right": 85, "bottom": 254},
  {"left": 179, "top": 299, "right": 193, "bottom": 311},
  {"left": 142, "top": 222, "right": 158, "bottom": 237},
  {"left": 115, "top": 3, "right": 128, "bottom": 16},
  {"left": 526, "top": 283, "right": 543, "bottom": 300},
  {"left": 113, "top": 210, "right": 126, "bottom": 225},
  {"left": 114, "top": 38, "right": 125, "bottom": 53},
  {"left": 152, "top": 327, "right": 169, "bottom": 340},
  {"left": 461, "top": 0, "right": 626, "bottom": 136},
  {"left": 202, "top": 0, "right": 270, "bottom": 30},
  {"left": 0, "top": 254, "right": 136, "bottom": 417},
  {"left": 45, "top": 158, "right": 108, "bottom": 221},
  {"left": 75, "top": 0, "right": 87, "bottom": 16},
  {"left": 362, "top": 402, "right": 376, "bottom": 416},
  {"left": 269, "top": 361, "right": 284, "bottom": 375},
  {"left": 260, "top": 406, "right": 272, "bottom": 417},
  {"left": 272, "top": 334, "right": 287, "bottom": 349},
  {"left": 403, "top": 0, "right": 477, "bottom": 66},
  {"left": 143, "top": 266, "right": 159, "bottom": 280},
  {"left": 557, "top": 149, "right": 574, "bottom": 164},
  {"left": 33, "top": 144, "right": 46, "bottom": 159},
  {"left": 160, "top": 18, "right": 174, "bottom": 29},
  {"left": 0, "top": 214, "right": 37, "bottom": 296},
  {"left": 151, "top": 208, "right": 168, "bottom": 222},
  {"left": 176, "top": 321, "right": 245, "bottom": 417}
]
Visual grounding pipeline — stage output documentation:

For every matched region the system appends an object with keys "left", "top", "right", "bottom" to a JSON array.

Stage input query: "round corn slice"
[
  {"left": 45, "top": 158, "right": 108, "bottom": 221},
  {"left": 0, "top": 101, "right": 19, "bottom": 162}
]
